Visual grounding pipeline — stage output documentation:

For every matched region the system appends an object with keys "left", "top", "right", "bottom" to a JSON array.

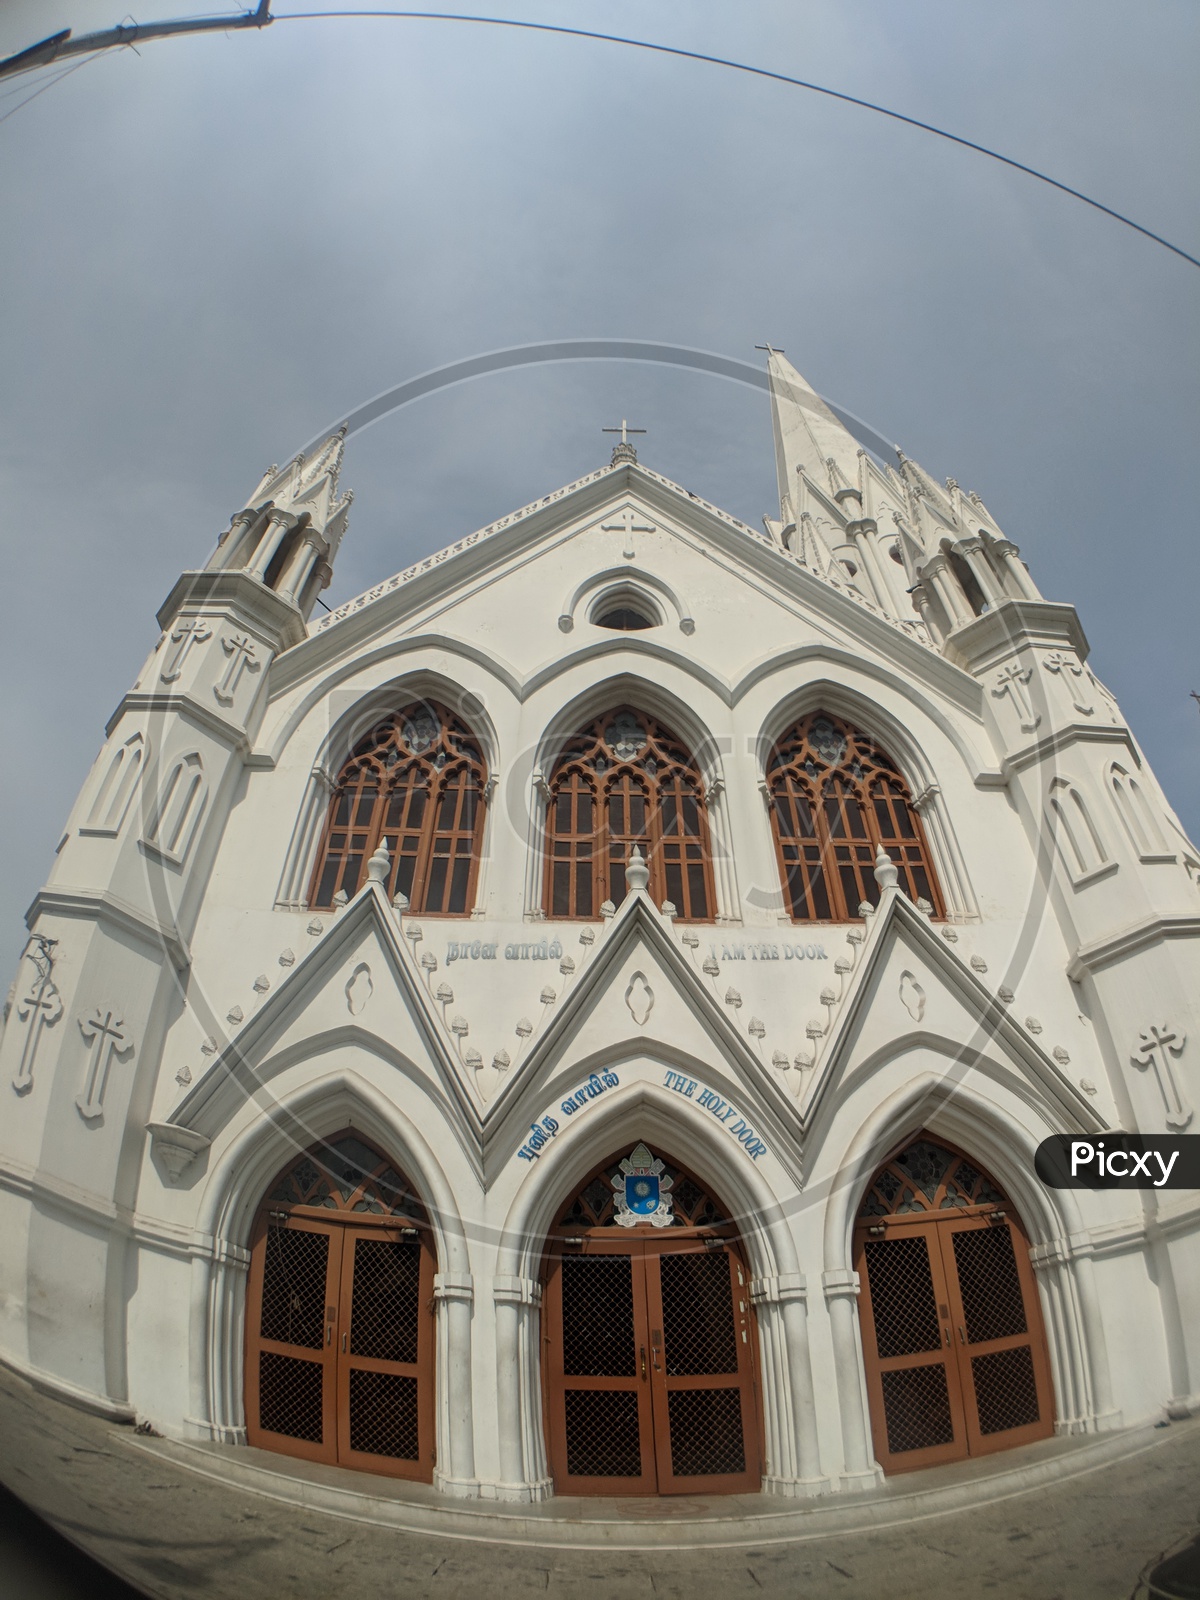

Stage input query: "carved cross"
[
  {"left": 213, "top": 633, "right": 260, "bottom": 706},
  {"left": 1043, "top": 651, "right": 1094, "bottom": 716},
  {"left": 601, "top": 507, "right": 655, "bottom": 559},
  {"left": 13, "top": 947, "right": 62, "bottom": 1096},
  {"left": 77, "top": 1007, "right": 133, "bottom": 1122},
  {"left": 991, "top": 663, "right": 1041, "bottom": 734},
  {"left": 1131, "top": 1023, "right": 1192, "bottom": 1130},
  {"left": 160, "top": 619, "right": 212, "bottom": 683}
]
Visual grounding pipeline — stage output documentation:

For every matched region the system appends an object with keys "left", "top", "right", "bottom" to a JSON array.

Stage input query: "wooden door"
[
  {"left": 543, "top": 1236, "right": 761, "bottom": 1495},
  {"left": 246, "top": 1214, "right": 435, "bottom": 1481},
  {"left": 644, "top": 1238, "right": 761, "bottom": 1494},
  {"left": 246, "top": 1215, "right": 341, "bottom": 1464},
  {"left": 856, "top": 1212, "right": 1054, "bottom": 1474},
  {"left": 940, "top": 1213, "right": 1054, "bottom": 1458},
  {"left": 336, "top": 1225, "right": 436, "bottom": 1478},
  {"left": 542, "top": 1237, "right": 659, "bottom": 1494}
]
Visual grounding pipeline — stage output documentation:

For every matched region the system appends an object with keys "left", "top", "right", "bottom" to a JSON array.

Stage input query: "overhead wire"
[
  {"left": 0, "top": 51, "right": 108, "bottom": 123},
  {"left": 270, "top": 8, "right": 1200, "bottom": 272},
  {"left": 0, "top": 4, "right": 1194, "bottom": 271}
]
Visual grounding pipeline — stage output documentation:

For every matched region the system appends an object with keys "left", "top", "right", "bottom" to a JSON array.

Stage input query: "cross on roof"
[{"left": 602, "top": 420, "right": 647, "bottom": 445}]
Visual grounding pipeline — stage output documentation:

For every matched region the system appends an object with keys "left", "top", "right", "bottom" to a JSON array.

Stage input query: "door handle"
[
  {"left": 639, "top": 1346, "right": 647, "bottom": 1381},
  {"left": 342, "top": 1331, "right": 348, "bottom": 1353},
  {"left": 958, "top": 1326, "right": 965, "bottom": 1345},
  {"left": 944, "top": 1329, "right": 949, "bottom": 1348},
  {"left": 326, "top": 1324, "right": 333, "bottom": 1346}
]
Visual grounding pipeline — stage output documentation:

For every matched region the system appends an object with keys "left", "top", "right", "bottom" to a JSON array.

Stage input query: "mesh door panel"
[
  {"left": 971, "top": 1346, "right": 1041, "bottom": 1435},
  {"left": 952, "top": 1227, "right": 1029, "bottom": 1343},
  {"left": 259, "top": 1226, "right": 329, "bottom": 1349},
  {"left": 863, "top": 1236, "right": 942, "bottom": 1358},
  {"left": 349, "top": 1238, "right": 421, "bottom": 1362},
  {"left": 666, "top": 1388, "right": 745, "bottom": 1477},
  {"left": 561, "top": 1256, "right": 636, "bottom": 1376},
  {"left": 879, "top": 1363, "right": 955, "bottom": 1455},
  {"left": 659, "top": 1252, "right": 738, "bottom": 1376},
  {"left": 563, "top": 1389, "right": 642, "bottom": 1477},
  {"left": 347, "top": 1368, "right": 420, "bottom": 1459},
  {"left": 258, "top": 1351, "right": 324, "bottom": 1442}
]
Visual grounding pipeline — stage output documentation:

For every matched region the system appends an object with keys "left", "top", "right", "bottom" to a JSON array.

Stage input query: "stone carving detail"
[
  {"left": 345, "top": 963, "right": 373, "bottom": 1016},
  {"left": 13, "top": 938, "right": 62, "bottom": 1096},
  {"left": 991, "top": 663, "right": 1041, "bottom": 734},
  {"left": 1131, "top": 1024, "right": 1192, "bottom": 1130},
  {"left": 227, "top": 1005, "right": 244, "bottom": 1024},
  {"left": 160, "top": 619, "right": 211, "bottom": 683},
  {"left": 85, "top": 733, "right": 147, "bottom": 834},
  {"left": 213, "top": 633, "right": 261, "bottom": 706},
  {"left": 625, "top": 971, "right": 654, "bottom": 1027},
  {"left": 1043, "top": 651, "right": 1094, "bottom": 716},
  {"left": 899, "top": 970, "right": 926, "bottom": 1023},
  {"left": 76, "top": 1006, "right": 134, "bottom": 1121}
]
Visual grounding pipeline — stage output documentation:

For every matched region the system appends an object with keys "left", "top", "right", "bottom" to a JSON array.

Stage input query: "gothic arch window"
[
  {"left": 310, "top": 701, "right": 487, "bottom": 914},
  {"left": 142, "top": 751, "right": 207, "bottom": 864},
  {"left": 589, "top": 587, "right": 662, "bottom": 631},
  {"left": 83, "top": 731, "right": 147, "bottom": 835},
  {"left": 1108, "top": 763, "right": 1168, "bottom": 857},
  {"left": 1048, "top": 778, "right": 1108, "bottom": 880},
  {"left": 766, "top": 710, "right": 944, "bottom": 922},
  {"left": 543, "top": 708, "right": 715, "bottom": 920}
]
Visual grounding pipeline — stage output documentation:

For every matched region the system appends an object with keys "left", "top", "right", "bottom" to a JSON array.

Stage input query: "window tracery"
[
  {"left": 766, "top": 710, "right": 943, "bottom": 921},
  {"left": 310, "top": 701, "right": 486, "bottom": 914},
  {"left": 543, "top": 708, "right": 715, "bottom": 921}
]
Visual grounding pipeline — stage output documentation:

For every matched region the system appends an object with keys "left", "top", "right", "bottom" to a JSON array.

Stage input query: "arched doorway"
[
  {"left": 542, "top": 1143, "right": 762, "bottom": 1495},
  {"left": 853, "top": 1133, "right": 1055, "bottom": 1474},
  {"left": 244, "top": 1132, "right": 436, "bottom": 1481}
]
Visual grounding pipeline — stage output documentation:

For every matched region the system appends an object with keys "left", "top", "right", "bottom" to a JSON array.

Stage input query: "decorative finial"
[
  {"left": 603, "top": 418, "right": 646, "bottom": 466},
  {"left": 366, "top": 839, "right": 391, "bottom": 883},
  {"left": 625, "top": 845, "right": 650, "bottom": 895},
  {"left": 873, "top": 845, "right": 899, "bottom": 891}
]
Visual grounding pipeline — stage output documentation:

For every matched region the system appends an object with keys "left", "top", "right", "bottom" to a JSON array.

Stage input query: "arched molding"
[
  {"left": 81, "top": 730, "right": 149, "bottom": 837},
  {"left": 1047, "top": 776, "right": 1112, "bottom": 885},
  {"left": 273, "top": 668, "right": 502, "bottom": 913},
  {"left": 140, "top": 750, "right": 208, "bottom": 867},
  {"left": 187, "top": 1067, "right": 477, "bottom": 1495},
  {"left": 262, "top": 636, "right": 521, "bottom": 770},
  {"left": 1108, "top": 761, "right": 1172, "bottom": 861},
  {"left": 817, "top": 1069, "right": 1118, "bottom": 1479},
  {"left": 489, "top": 1078, "right": 826, "bottom": 1500},
  {"left": 753, "top": 678, "right": 980, "bottom": 922},
  {"left": 557, "top": 566, "right": 695, "bottom": 636},
  {"left": 736, "top": 645, "right": 990, "bottom": 783},
  {"left": 522, "top": 671, "right": 738, "bottom": 923}
]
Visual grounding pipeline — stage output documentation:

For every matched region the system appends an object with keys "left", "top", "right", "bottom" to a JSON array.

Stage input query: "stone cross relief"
[
  {"left": 991, "top": 663, "right": 1041, "bottom": 734},
  {"left": 601, "top": 508, "right": 656, "bottom": 559},
  {"left": 76, "top": 1007, "right": 134, "bottom": 1122},
  {"left": 1130, "top": 1023, "right": 1192, "bottom": 1130},
  {"left": 213, "top": 633, "right": 261, "bottom": 706},
  {"left": 160, "top": 619, "right": 212, "bottom": 683},
  {"left": 1043, "top": 651, "right": 1095, "bottom": 717},
  {"left": 12, "top": 941, "right": 62, "bottom": 1096}
]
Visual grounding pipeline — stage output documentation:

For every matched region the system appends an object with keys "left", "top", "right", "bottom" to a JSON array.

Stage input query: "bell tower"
[{"left": 0, "top": 428, "right": 353, "bottom": 1411}]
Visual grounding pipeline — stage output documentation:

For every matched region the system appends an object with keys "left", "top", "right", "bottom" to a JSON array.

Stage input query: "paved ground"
[{"left": 1, "top": 1364, "right": 1198, "bottom": 1600}]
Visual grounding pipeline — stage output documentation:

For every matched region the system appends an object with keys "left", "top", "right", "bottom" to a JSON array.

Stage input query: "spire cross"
[
  {"left": 602, "top": 420, "right": 646, "bottom": 446},
  {"left": 754, "top": 343, "right": 785, "bottom": 353}
]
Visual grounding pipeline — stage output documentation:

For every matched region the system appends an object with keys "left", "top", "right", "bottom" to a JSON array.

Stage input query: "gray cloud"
[{"left": 1, "top": 0, "right": 1197, "bottom": 976}]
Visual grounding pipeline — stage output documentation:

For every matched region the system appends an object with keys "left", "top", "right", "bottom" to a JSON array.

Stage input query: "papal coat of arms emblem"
[{"left": 612, "top": 1143, "right": 675, "bottom": 1227}]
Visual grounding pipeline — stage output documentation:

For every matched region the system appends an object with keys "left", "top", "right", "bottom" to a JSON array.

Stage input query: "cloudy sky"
[{"left": 0, "top": 1, "right": 1197, "bottom": 977}]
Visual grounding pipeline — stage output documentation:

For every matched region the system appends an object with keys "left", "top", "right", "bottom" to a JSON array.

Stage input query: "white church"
[{"left": 1, "top": 351, "right": 1197, "bottom": 1504}]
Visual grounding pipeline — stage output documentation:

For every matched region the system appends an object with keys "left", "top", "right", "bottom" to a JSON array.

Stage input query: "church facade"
[{"left": 2, "top": 353, "right": 1198, "bottom": 1503}]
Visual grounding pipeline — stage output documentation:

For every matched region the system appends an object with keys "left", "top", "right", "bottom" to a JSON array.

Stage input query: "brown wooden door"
[
  {"left": 543, "top": 1235, "right": 761, "bottom": 1495},
  {"left": 644, "top": 1238, "right": 760, "bottom": 1494},
  {"left": 856, "top": 1213, "right": 1053, "bottom": 1475},
  {"left": 246, "top": 1215, "right": 435, "bottom": 1481}
]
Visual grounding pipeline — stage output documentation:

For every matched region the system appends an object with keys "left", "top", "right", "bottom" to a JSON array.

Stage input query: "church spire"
[{"left": 765, "top": 348, "right": 863, "bottom": 525}]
